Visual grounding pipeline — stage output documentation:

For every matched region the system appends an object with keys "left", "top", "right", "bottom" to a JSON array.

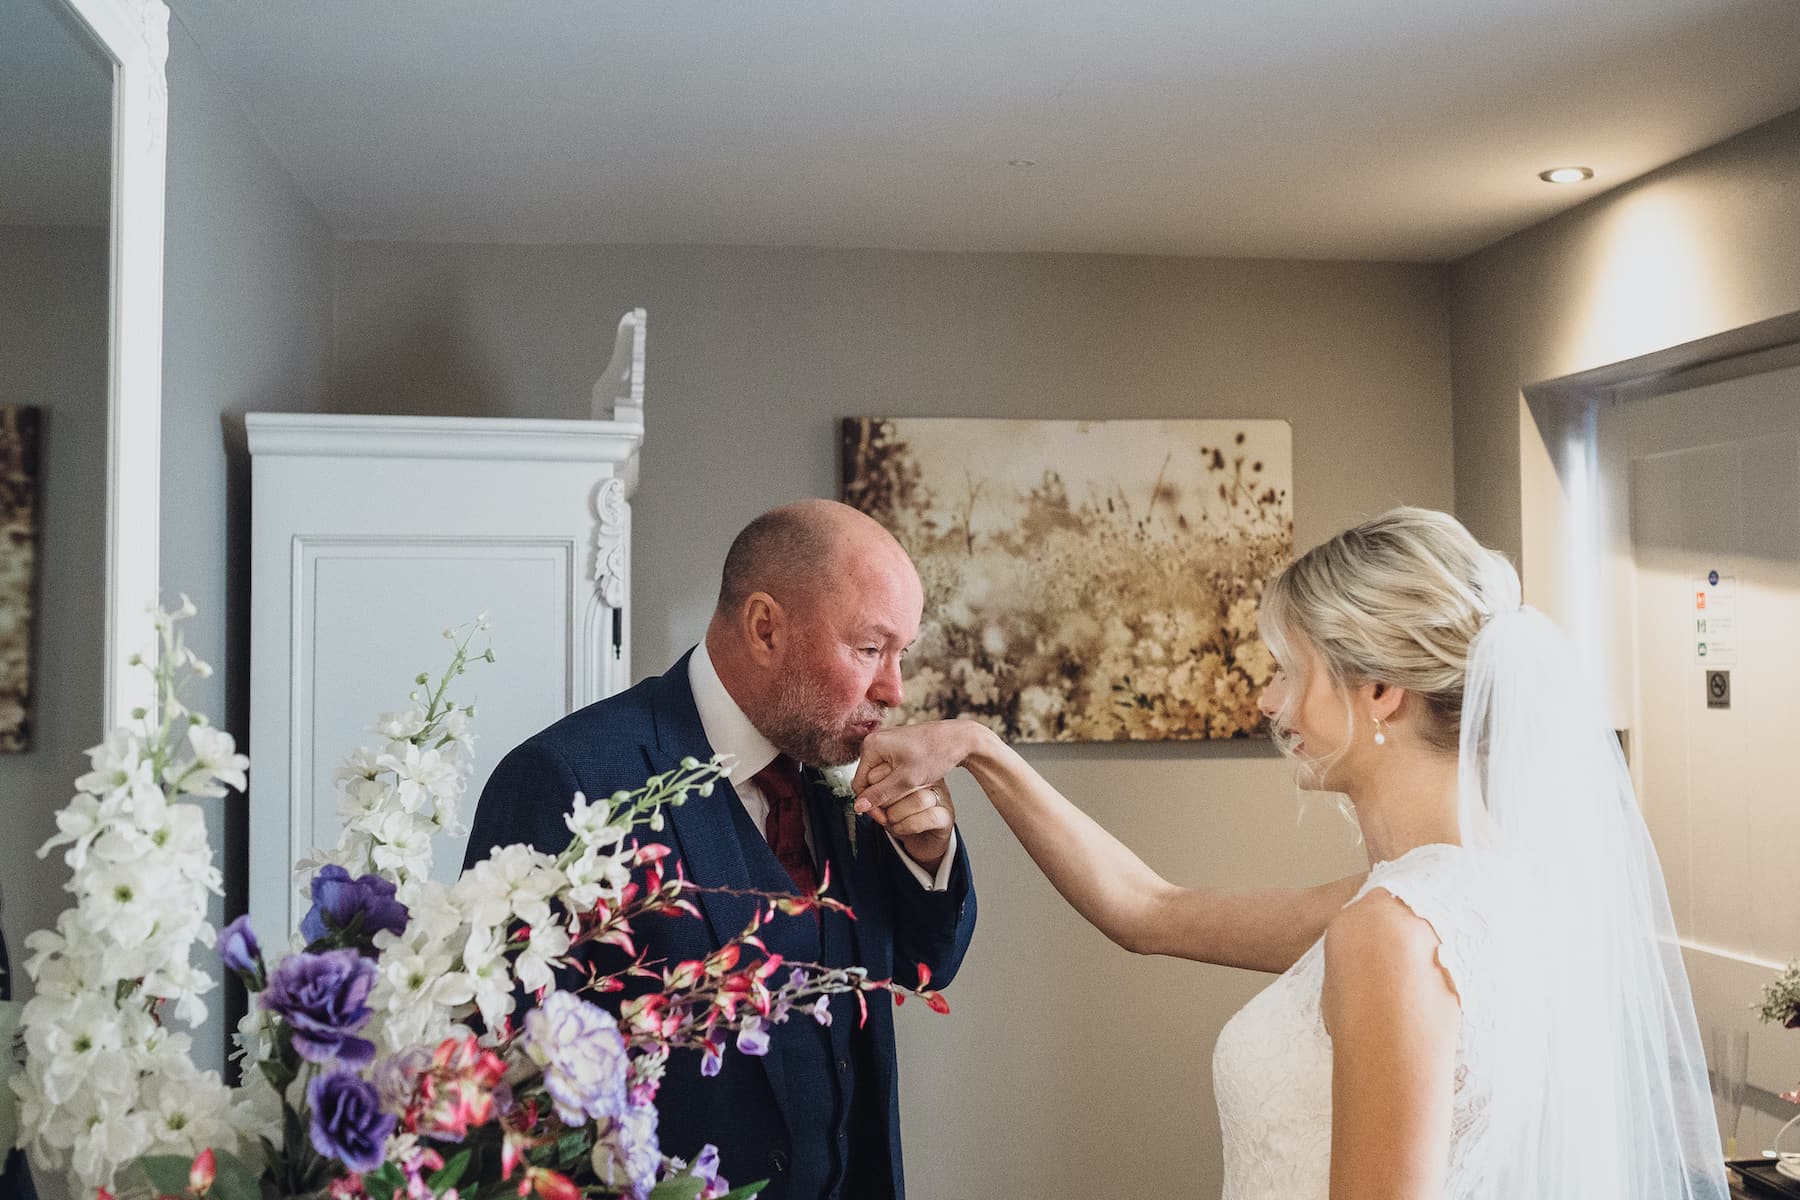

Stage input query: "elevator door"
[{"left": 1606, "top": 360, "right": 1800, "bottom": 1116}]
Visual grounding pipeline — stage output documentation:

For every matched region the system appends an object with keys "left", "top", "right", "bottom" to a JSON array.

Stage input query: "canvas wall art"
[
  {"left": 0, "top": 405, "right": 38, "bottom": 752},
  {"left": 843, "top": 417, "right": 1293, "bottom": 742}
]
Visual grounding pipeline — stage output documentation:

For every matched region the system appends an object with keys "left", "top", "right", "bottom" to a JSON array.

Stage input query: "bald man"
[{"left": 464, "top": 500, "right": 977, "bottom": 1200}]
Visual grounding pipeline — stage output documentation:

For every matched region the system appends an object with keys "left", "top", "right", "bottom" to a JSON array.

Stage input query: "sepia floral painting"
[
  {"left": 0, "top": 405, "right": 39, "bottom": 751},
  {"left": 843, "top": 417, "right": 1293, "bottom": 742}
]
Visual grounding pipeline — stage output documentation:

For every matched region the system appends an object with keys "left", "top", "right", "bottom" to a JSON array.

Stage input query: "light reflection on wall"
[{"left": 1564, "top": 182, "right": 1734, "bottom": 374}]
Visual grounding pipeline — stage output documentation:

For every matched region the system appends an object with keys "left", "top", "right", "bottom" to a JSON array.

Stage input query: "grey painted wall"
[
  {"left": 155, "top": 18, "right": 335, "bottom": 1076},
  {"left": 1450, "top": 106, "right": 1800, "bottom": 575},
  {"left": 331, "top": 242, "right": 1453, "bottom": 1197},
  {"left": 0, "top": 225, "right": 108, "bottom": 1004}
]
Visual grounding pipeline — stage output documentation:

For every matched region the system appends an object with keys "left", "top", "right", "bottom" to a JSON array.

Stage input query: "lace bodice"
[{"left": 1211, "top": 844, "right": 1510, "bottom": 1200}]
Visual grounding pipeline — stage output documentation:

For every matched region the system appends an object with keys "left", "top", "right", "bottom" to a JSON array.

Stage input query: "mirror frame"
[{"left": 61, "top": 0, "right": 167, "bottom": 726}]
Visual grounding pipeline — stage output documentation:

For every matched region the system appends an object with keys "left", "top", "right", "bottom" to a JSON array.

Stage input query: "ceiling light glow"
[{"left": 1539, "top": 166, "right": 1595, "bottom": 184}]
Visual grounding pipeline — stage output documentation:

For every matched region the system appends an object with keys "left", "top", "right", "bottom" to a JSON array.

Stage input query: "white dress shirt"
[{"left": 687, "top": 643, "right": 957, "bottom": 891}]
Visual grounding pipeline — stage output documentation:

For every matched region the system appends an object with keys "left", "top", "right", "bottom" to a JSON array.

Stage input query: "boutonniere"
[{"left": 822, "top": 761, "right": 860, "bottom": 854}]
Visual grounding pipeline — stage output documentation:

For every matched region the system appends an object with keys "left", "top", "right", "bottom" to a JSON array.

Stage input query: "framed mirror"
[{"left": 66, "top": 0, "right": 168, "bottom": 726}]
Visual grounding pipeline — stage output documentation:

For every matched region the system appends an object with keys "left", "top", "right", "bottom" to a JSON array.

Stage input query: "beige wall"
[
  {"left": 332, "top": 243, "right": 1451, "bottom": 1196},
  {"left": 1450, "top": 107, "right": 1800, "bottom": 597}
]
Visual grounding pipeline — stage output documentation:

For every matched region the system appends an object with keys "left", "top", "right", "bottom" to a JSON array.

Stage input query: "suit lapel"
[
  {"left": 645, "top": 654, "right": 759, "bottom": 949},
  {"left": 644, "top": 654, "right": 796, "bottom": 1126}
]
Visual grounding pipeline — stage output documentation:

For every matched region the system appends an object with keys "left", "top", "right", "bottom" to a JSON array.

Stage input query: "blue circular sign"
[{"left": 1708, "top": 570, "right": 1720, "bottom": 586}]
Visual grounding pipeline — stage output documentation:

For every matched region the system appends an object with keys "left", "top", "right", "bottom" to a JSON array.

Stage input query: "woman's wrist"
[{"left": 957, "top": 718, "right": 1005, "bottom": 771}]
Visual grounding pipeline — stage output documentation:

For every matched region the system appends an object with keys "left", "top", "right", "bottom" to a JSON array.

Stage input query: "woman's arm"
[
  {"left": 854, "top": 720, "right": 1365, "bottom": 973},
  {"left": 1322, "top": 891, "right": 1461, "bottom": 1200}
]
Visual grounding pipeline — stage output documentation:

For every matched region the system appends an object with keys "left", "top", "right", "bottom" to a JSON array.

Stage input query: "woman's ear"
[{"left": 1368, "top": 681, "right": 1407, "bottom": 723}]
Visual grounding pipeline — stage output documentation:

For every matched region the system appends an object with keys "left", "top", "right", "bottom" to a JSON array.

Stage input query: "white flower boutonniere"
[{"left": 822, "top": 761, "right": 860, "bottom": 855}]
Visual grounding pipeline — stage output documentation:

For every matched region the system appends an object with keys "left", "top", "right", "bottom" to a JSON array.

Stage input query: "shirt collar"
[{"left": 688, "top": 641, "right": 781, "bottom": 782}]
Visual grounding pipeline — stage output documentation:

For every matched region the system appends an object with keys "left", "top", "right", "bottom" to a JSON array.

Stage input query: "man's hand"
[
  {"left": 852, "top": 722, "right": 986, "bottom": 875},
  {"left": 865, "top": 780, "right": 956, "bottom": 875}
]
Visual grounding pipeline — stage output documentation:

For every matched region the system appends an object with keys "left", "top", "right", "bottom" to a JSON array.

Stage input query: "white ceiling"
[
  {"left": 0, "top": 0, "right": 112, "bottom": 228},
  {"left": 166, "top": 0, "right": 1800, "bottom": 260}
]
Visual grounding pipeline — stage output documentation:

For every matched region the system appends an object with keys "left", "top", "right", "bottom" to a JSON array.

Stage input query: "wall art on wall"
[
  {"left": 0, "top": 405, "right": 39, "bottom": 752},
  {"left": 843, "top": 416, "right": 1293, "bottom": 742}
]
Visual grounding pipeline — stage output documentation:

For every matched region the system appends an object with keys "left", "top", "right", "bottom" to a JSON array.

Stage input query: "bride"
[{"left": 852, "top": 507, "right": 1725, "bottom": 1199}]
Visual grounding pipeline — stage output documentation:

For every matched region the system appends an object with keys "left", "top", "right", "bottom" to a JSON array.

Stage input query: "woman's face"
[{"left": 1257, "top": 634, "right": 1357, "bottom": 791}]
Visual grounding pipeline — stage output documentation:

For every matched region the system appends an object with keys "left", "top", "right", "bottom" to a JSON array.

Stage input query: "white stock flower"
[
  {"left": 456, "top": 843, "right": 562, "bottom": 929},
  {"left": 512, "top": 921, "right": 572, "bottom": 996},
  {"left": 169, "top": 724, "right": 249, "bottom": 796},
  {"left": 374, "top": 707, "right": 428, "bottom": 740}
]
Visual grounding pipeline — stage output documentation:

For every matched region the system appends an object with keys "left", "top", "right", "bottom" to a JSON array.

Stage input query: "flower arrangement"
[{"left": 9, "top": 604, "right": 945, "bottom": 1200}]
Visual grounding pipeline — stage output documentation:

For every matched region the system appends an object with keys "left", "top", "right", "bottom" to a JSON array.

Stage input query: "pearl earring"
[{"left": 1372, "top": 716, "right": 1388, "bottom": 746}]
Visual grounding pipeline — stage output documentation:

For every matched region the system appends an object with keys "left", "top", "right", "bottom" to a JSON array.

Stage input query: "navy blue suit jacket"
[{"left": 463, "top": 653, "right": 976, "bottom": 1200}]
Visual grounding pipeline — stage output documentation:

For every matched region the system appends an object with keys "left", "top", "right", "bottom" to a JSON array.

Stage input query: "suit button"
[
  {"left": 836, "top": 1058, "right": 849, "bottom": 1071},
  {"left": 768, "top": 1149, "right": 788, "bottom": 1173}
]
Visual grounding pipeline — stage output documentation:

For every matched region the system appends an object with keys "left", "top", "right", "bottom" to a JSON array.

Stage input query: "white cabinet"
[{"left": 247, "top": 312, "right": 646, "bottom": 939}]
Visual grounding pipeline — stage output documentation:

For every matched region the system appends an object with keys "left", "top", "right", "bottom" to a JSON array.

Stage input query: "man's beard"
[{"left": 757, "top": 673, "right": 886, "bottom": 768}]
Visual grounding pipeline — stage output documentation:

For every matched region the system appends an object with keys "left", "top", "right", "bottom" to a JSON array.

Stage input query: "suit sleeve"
[
  {"left": 463, "top": 738, "right": 586, "bottom": 869},
  {"left": 879, "top": 831, "right": 977, "bottom": 990}
]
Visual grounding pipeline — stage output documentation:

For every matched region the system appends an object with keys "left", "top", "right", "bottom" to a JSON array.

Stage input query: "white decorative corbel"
[{"left": 592, "top": 309, "right": 646, "bottom": 430}]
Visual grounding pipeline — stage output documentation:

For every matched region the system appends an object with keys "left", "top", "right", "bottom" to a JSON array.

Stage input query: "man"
[{"left": 464, "top": 499, "right": 977, "bottom": 1200}]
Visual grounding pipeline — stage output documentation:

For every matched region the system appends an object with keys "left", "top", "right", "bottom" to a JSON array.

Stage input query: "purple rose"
[
  {"left": 219, "top": 915, "right": 263, "bottom": 984},
  {"left": 307, "top": 1070, "right": 395, "bottom": 1174},
  {"left": 261, "top": 949, "right": 378, "bottom": 1065},
  {"left": 301, "top": 865, "right": 409, "bottom": 948}
]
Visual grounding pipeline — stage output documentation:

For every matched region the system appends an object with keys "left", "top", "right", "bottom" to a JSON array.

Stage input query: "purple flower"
[
  {"left": 735, "top": 1015, "right": 769, "bottom": 1057},
  {"left": 302, "top": 865, "right": 409, "bottom": 948},
  {"left": 219, "top": 915, "right": 263, "bottom": 983},
  {"left": 699, "top": 1040, "right": 724, "bottom": 1078},
  {"left": 261, "top": 948, "right": 378, "bottom": 1065},
  {"left": 307, "top": 1070, "right": 396, "bottom": 1174},
  {"left": 520, "top": 991, "right": 628, "bottom": 1126},
  {"left": 688, "top": 1145, "right": 731, "bottom": 1200},
  {"left": 807, "top": 995, "right": 833, "bottom": 1027},
  {"left": 592, "top": 1094, "right": 660, "bottom": 1200}
]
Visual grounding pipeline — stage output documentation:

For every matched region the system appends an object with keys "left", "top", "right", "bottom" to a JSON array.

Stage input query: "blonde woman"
[{"left": 852, "top": 508, "right": 1723, "bottom": 1200}]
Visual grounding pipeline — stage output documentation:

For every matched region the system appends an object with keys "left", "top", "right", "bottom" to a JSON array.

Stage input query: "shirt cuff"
[{"left": 887, "top": 828, "right": 959, "bottom": 892}]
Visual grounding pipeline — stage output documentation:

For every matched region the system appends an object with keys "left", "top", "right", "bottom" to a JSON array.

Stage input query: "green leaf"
[
  {"left": 208, "top": 1148, "right": 264, "bottom": 1200},
  {"left": 713, "top": 1183, "right": 769, "bottom": 1200},
  {"left": 134, "top": 1154, "right": 195, "bottom": 1196},
  {"left": 364, "top": 1162, "right": 406, "bottom": 1197},
  {"left": 645, "top": 1178, "right": 705, "bottom": 1200},
  {"left": 428, "top": 1148, "right": 472, "bottom": 1193}
]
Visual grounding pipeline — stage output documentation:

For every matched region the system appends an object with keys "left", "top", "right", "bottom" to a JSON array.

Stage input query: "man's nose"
[{"left": 870, "top": 655, "right": 904, "bottom": 707}]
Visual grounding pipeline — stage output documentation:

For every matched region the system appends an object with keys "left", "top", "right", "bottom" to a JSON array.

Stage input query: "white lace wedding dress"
[{"left": 1211, "top": 843, "right": 1513, "bottom": 1200}]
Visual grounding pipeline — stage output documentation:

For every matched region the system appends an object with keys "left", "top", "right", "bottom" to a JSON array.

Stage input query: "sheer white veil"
[{"left": 1457, "top": 597, "right": 1726, "bottom": 1198}]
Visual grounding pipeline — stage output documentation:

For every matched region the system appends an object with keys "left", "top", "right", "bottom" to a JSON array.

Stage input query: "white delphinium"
[
  {"left": 301, "top": 617, "right": 490, "bottom": 904},
  {"left": 13, "top": 600, "right": 248, "bottom": 1190}
]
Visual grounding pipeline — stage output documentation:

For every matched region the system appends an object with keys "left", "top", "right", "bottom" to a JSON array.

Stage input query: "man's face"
[{"left": 759, "top": 548, "right": 923, "bottom": 768}]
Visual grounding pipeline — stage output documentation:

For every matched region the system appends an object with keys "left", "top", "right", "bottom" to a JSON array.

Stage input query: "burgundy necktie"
[{"left": 751, "top": 753, "right": 820, "bottom": 894}]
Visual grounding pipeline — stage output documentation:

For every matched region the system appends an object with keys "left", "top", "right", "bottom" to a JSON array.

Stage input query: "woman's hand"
[{"left": 852, "top": 720, "right": 992, "bottom": 815}]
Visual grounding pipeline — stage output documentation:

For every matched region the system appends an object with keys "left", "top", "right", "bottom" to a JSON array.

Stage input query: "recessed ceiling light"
[
  {"left": 1007, "top": 159, "right": 1037, "bottom": 168},
  {"left": 1538, "top": 166, "right": 1594, "bottom": 184}
]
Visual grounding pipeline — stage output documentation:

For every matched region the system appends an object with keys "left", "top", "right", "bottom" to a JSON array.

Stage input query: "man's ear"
[{"left": 742, "top": 592, "right": 786, "bottom": 667}]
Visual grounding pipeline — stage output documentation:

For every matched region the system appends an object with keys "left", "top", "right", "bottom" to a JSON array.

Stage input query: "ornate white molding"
[
  {"left": 592, "top": 476, "right": 629, "bottom": 611},
  {"left": 246, "top": 413, "right": 645, "bottom": 464}
]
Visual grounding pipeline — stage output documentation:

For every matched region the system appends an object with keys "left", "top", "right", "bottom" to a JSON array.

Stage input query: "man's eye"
[{"left": 860, "top": 647, "right": 880, "bottom": 657}]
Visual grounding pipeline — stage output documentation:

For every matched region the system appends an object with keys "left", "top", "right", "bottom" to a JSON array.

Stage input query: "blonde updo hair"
[{"left": 1259, "top": 507, "right": 1521, "bottom": 757}]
